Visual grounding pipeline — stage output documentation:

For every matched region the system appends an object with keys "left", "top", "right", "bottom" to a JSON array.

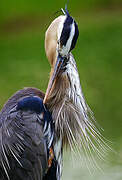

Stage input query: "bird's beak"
[{"left": 43, "top": 54, "right": 65, "bottom": 104}]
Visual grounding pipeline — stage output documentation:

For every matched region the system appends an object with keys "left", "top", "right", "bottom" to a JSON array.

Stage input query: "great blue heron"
[{"left": 0, "top": 8, "right": 107, "bottom": 180}]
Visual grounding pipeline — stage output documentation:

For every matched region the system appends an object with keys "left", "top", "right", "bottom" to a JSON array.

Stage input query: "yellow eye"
[{"left": 57, "top": 40, "right": 63, "bottom": 49}]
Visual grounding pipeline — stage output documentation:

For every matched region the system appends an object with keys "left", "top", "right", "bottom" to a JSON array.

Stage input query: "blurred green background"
[{"left": 0, "top": 0, "right": 122, "bottom": 179}]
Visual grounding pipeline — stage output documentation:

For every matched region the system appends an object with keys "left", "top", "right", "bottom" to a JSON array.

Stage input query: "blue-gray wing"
[{"left": 0, "top": 88, "right": 54, "bottom": 180}]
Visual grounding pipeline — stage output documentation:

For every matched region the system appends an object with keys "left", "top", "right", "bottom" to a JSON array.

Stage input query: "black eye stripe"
[
  {"left": 60, "top": 15, "right": 73, "bottom": 46},
  {"left": 59, "top": 13, "right": 79, "bottom": 52}
]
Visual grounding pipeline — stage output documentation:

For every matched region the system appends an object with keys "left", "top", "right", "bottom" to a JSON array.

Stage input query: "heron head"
[{"left": 44, "top": 8, "right": 79, "bottom": 104}]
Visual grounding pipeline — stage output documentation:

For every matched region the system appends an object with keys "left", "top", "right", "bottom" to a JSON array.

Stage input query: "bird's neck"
[
  {"left": 47, "top": 53, "right": 86, "bottom": 110},
  {"left": 46, "top": 54, "right": 88, "bottom": 144}
]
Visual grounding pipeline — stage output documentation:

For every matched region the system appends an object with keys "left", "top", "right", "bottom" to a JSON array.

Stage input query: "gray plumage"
[{"left": 0, "top": 88, "right": 54, "bottom": 180}]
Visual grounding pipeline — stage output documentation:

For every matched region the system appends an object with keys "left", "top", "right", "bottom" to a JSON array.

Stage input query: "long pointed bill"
[{"left": 43, "top": 54, "right": 65, "bottom": 104}]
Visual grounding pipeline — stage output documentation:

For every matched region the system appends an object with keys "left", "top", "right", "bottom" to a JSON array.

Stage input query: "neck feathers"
[
  {"left": 46, "top": 54, "right": 109, "bottom": 167},
  {"left": 46, "top": 54, "right": 88, "bottom": 142}
]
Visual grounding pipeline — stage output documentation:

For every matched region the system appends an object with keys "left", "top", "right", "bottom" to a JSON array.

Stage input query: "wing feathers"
[{"left": 0, "top": 89, "right": 54, "bottom": 180}]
